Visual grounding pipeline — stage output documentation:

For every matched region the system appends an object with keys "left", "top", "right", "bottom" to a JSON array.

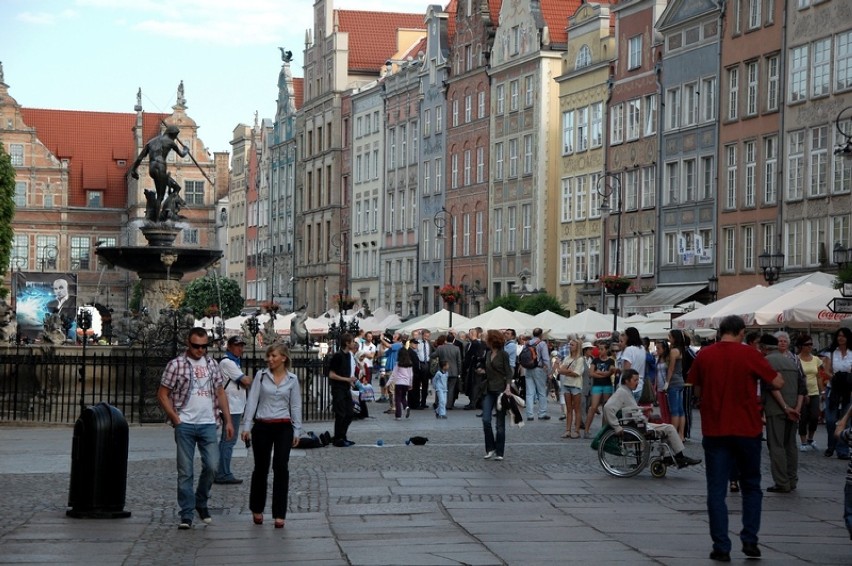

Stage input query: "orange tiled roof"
[
  {"left": 293, "top": 78, "right": 304, "bottom": 111},
  {"left": 539, "top": 0, "right": 582, "bottom": 46},
  {"left": 488, "top": 0, "right": 502, "bottom": 23},
  {"left": 337, "top": 10, "right": 427, "bottom": 73},
  {"left": 445, "top": 0, "right": 458, "bottom": 39},
  {"left": 20, "top": 108, "right": 168, "bottom": 208},
  {"left": 404, "top": 36, "right": 428, "bottom": 60}
]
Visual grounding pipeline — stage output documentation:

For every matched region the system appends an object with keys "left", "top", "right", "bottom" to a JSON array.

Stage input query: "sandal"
[
  {"left": 729, "top": 481, "right": 740, "bottom": 493},
  {"left": 562, "top": 431, "right": 572, "bottom": 438},
  {"left": 274, "top": 518, "right": 285, "bottom": 529},
  {"left": 570, "top": 432, "right": 580, "bottom": 439},
  {"left": 252, "top": 513, "right": 263, "bottom": 525}
]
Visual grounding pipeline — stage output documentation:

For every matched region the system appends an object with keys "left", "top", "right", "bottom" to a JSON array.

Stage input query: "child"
[
  {"left": 836, "top": 405, "right": 852, "bottom": 539},
  {"left": 391, "top": 348, "right": 414, "bottom": 420},
  {"left": 433, "top": 360, "right": 449, "bottom": 419}
]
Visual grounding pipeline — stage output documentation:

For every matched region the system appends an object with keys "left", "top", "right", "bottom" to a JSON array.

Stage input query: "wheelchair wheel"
[
  {"left": 597, "top": 427, "right": 649, "bottom": 478},
  {"left": 649, "top": 458, "right": 667, "bottom": 478}
]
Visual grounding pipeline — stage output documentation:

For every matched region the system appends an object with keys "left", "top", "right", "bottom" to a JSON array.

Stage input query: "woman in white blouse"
[{"left": 241, "top": 343, "right": 302, "bottom": 528}]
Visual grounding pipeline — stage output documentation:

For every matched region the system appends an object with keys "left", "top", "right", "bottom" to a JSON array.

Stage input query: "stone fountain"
[{"left": 95, "top": 124, "right": 222, "bottom": 321}]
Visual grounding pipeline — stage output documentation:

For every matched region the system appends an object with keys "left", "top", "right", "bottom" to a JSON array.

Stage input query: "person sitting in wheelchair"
[{"left": 604, "top": 369, "right": 702, "bottom": 469}]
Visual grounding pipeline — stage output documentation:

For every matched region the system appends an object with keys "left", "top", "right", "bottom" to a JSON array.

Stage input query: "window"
[
  {"left": 575, "top": 176, "right": 587, "bottom": 220},
  {"left": 86, "top": 190, "right": 103, "bottom": 208},
  {"left": 507, "top": 206, "right": 517, "bottom": 252},
  {"left": 524, "top": 76, "right": 534, "bottom": 107},
  {"left": 451, "top": 153, "right": 459, "bottom": 189},
  {"left": 727, "top": 68, "right": 739, "bottom": 120},
  {"left": 9, "top": 144, "right": 23, "bottom": 166},
  {"left": 835, "top": 120, "right": 852, "bottom": 193},
  {"left": 748, "top": 0, "right": 761, "bottom": 30},
  {"left": 624, "top": 237, "right": 638, "bottom": 276},
  {"left": 701, "top": 156, "right": 715, "bottom": 200},
  {"left": 562, "top": 110, "right": 575, "bottom": 154},
  {"left": 452, "top": 98, "right": 459, "bottom": 127},
  {"left": 523, "top": 134, "right": 533, "bottom": 175},
  {"left": 785, "top": 220, "right": 803, "bottom": 267},
  {"left": 185, "top": 180, "right": 204, "bottom": 205},
  {"left": 812, "top": 38, "right": 831, "bottom": 98},
  {"left": 493, "top": 208, "right": 503, "bottom": 253},
  {"left": 809, "top": 125, "right": 828, "bottom": 197},
  {"left": 726, "top": 145, "right": 737, "bottom": 209},
  {"left": 665, "top": 162, "right": 679, "bottom": 205},
  {"left": 476, "top": 147, "right": 485, "bottom": 183},
  {"left": 561, "top": 178, "right": 572, "bottom": 222},
  {"left": 495, "top": 143, "right": 504, "bottom": 180},
  {"left": 733, "top": 0, "right": 742, "bottom": 34},
  {"left": 574, "top": 240, "right": 587, "bottom": 282},
  {"left": 787, "top": 130, "right": 805, "bottom": 200},
  {"left": 682, "top": 159, "right": 696, "bottom": 203},
  {"left": 643, "top": 95, "right": 656, "bottom": 136},
  {"left": 575, "top": 45, "right": 592, "bottom": 70},
  {"left": 627, "top": 99, "right": 640, "bottom": 140},
  {"left": 664, "top": 232, "right": 678, "bottom": 265},
  {"left": 624, "top": 170, "right": 638, "bottom": 211},
  {"left": 590, "top": 102, "right": 603, "bottom": 147},
  {"left": 642, "top": 166, "right": 656, "bottom": 208},
  {"left": 683, "top": 83, "right": 698, "bottom": 126},
  {"left": 71, "top": 236, "right": 90, "bottom": 270},
  {"left": 560, "top": 241, "right": 571, "bottom": 283},
  {"left": 590, "top": 173, "right": 601, "bottom": 218},
  {"left": 522, "top": 204, "right": 531, "bottom": 250},
  {"left": 496, "top": 84, "right": 505, "bottom": 114},
  {"left": 763, "top": 223, "right": 777, "bottom": 255},
  {"left": 833, "top": 214, "right": 850, "bottom": 249},
  {"left": 724, "top": 228, "right": 736, "bottom": 272},
  {"left": 744, "top": 141, "right": 756, "bottom": 207},
  {"left": 628, "top": 35, "right": 642, "bottom": 70},
  {"left": 423, "top": 160, "right": 430, "bottom": 195},
  {"left": 463, "top": 213, "right": 471, "bottom": 256},
  {"left": 766, "top": 56, "right": 779, "bottom": 111},
  {"left": 764, "top": 135, "right": 778, "bottom": 203},
  {"left": 183, "top": 228, "right": 199, "bottom": 245},
  {"left": 463, "top": 149, "right": 471, "bottom": 186},
  {"left": 476, "top": 211, "right": 484, "bottom": 255},
  {"left": 14, "top": 181, "right": 26, "bottom": 207},
  {"left": 423, "top": 109, "right": 431, "bottom": 136},
  {"left": 806, "top": 217, "right": 827, "bottom": 266},
  {"left": 509, "top": 80, "right": 519, "bottom": 111},
  {"left": 478, "top": 91, "right": 486, "bottom": 118},
  {"left": 434, "top": 158, "right": 443, "bottom": 193},
  {"left": 789, "top": 45, "right": 808, "bottom": 102},
  {"left": 435, "top": 106, "right": 443, "bottom": 132},
  {"left": 388, "top": 129, "right": 396, "bottom": 169},
  {"left": 666, "top": 88, "right": 681, "bottom": 130},
  {"left": 742, "top": 225, "right": 755, "bottom": 271},
  {"left": 589, "top": 238, "right": 600, "bottom": 280},
  {"left": 610, "top": 103, "right": 623, "bottom": 144},
  {"left": 465, "top": 95, "right": 472, "bottom": 123},
  {"left": 10, "top": 234, "right": 28, "bottom": 271},
  {"left": 640, "top": 235, "right": 655, "bottom": 275},
  {"left": 746, "top": 62, "right": 758, "bottom": 116},
  {"left": 576, "top": 107, "right": 589, "bottom": 151},
  {"left": 508, "top": 139, "right": 518, "bottom": 177},
  {"left": 837, "top": 31, "right": 852, "bottom": 92},
  {"left": 702, "top": 77, "right": 717, "bottom": 121}
]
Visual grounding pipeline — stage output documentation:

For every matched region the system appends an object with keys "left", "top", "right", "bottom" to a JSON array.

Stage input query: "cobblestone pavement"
[{"left": 1, "top": 401, "right": 850, "bottom": 565}]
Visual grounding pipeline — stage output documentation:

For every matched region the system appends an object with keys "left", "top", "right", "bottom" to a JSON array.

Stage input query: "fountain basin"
[{"left": 96, "top": 246, "right": 223, "bottom": 280}]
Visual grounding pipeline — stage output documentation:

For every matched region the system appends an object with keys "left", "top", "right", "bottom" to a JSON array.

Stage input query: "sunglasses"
[{"left": 189, "top": 342, "right": 209, "bottom": 350}]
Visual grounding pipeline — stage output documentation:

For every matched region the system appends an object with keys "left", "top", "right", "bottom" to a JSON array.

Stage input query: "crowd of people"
[{"left": 155, "top": 320, "right": 852, "bottom": 560}]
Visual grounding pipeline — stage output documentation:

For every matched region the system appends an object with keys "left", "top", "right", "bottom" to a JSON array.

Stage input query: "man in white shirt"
[{"left": 214, "top": 335, "right": 253, "bottom": 485}]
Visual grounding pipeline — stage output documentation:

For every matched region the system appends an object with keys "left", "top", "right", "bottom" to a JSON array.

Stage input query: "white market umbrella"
[
  {"left": 672, "top": 285, "right": 782, "bottom": 330},
  {"left": 779, "top": 285, "right": 850, "bottom": 328},
  {"left": 396, "top": 309, "right": 471, "bottom": 334},
  {"left": 773, "top": 271, "right": 836, "bottom": 292},
  {"left": 547, "top": 309, "right": 623, "bottom": 341},
  {"left": 464, "top": 307, "right": 533, "bottom": 334}
]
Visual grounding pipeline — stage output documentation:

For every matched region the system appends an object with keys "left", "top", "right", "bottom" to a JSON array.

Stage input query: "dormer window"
[{"left": 575, "top": 45, "right": 592, "bottom": 70}]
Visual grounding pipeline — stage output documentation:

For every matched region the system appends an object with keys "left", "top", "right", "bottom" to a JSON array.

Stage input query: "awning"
[{"left": 628, "top": 284, "right": 707, "bottom": 314}]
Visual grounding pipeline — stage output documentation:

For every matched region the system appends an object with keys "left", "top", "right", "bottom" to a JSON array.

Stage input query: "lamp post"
[
  {"left": 434, "top": 207, "right": 454, "bottom": 327},
  {"left": 835, "top": 106, "right": 852, "bottom": 159},
  {"left": 39, "top": 244, "right": 58, "bottom": 272},
  {"left": 410, "top": 291, "right": 423, "bottom": 317},
  {"left": 758, "top": 250, "right": 784, "bottom": 285},
  {"left": 246, "top": 312, "right": 260, "bottom": 364},
  {"left": 707, "top": 275, "right": 719, "bottom": 302},
  {"left": 597, "top": 173, "right": 623, "bottom": 334}
]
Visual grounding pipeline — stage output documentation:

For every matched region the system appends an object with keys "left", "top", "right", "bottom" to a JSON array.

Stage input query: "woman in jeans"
[
  {"left": 241, "top": 343, "right": 301, "bottom": 528},
  {"left": 480, "top": 329, "right": 513, "bottom": 461},
  {"left": 665, "top": 330, "right": 687, "bottom": 440}
]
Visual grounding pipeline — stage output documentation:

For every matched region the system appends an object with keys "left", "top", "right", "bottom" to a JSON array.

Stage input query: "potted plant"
[
  {"left": 600, "top": 275, "right": 633, "bottom": 295},
  {"left": 439, "top": 284, "right": 464, "bottom": 304}
]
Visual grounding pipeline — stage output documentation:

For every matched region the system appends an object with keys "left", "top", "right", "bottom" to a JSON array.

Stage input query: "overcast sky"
[{"left": 1, "top": 0, "right": 432, "bottom": 154}]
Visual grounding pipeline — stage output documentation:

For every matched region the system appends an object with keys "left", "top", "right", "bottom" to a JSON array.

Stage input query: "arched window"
[{"left": 575, "top": 45, "right": 592, "bottom": 70}]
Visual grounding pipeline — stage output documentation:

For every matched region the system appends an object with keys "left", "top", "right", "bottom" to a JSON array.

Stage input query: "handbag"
[{"left": 638, "top": 376, "right": 654, "bottom": 405}]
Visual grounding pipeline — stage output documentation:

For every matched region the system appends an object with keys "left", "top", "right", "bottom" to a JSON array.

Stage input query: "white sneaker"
[
  {"left": 484, "top": 450, "right": 496, "bottom": 459},
  {"left": 799, "top": 444, "right": 810, "bottom": 452},
  {"left": 495, "top": 455, "right": 504, "bottom": 461},
  {"left": 809, "top": 439, "right": 819, "bottom": 450}
]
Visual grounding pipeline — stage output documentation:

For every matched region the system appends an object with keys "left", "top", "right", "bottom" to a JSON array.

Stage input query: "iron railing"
[{"left": 0, "top": 349, "right": 330, "bottom": 424}]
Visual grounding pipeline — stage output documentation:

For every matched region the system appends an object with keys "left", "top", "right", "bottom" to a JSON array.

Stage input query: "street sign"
[{"left": 827, "top": 297, "right": 852, "bottom": 314}]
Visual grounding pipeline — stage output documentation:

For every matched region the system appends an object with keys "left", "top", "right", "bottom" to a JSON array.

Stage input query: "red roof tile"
[
  {"left": 337, "top": 10, "right": 426, "bottom": 73},
  {"left": 20, "top": 108, "right": 168, "bottom": 208},
  {"left": 539, "top": 0, "right": 582, "bottom": 46},
  {"left": 293, "top": 78, "right": 304, "bottom": 111},
  {"left": 445, "top": 0, "right": 458, "bottom": 39}
]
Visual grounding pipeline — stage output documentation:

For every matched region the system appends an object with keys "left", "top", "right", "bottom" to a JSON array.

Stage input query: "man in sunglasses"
[{"left": 158, "top": 327, "right": 234, "bottom": 530}]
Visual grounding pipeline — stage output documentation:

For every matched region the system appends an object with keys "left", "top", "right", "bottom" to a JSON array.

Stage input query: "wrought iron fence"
[{"left": 0, "top": 349, "right": 331, "bottom": 424}]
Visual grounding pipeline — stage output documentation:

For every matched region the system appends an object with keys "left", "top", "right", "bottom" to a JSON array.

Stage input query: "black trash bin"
[{"left": 67, "top": 402, "right": 131, "bottom": 518}]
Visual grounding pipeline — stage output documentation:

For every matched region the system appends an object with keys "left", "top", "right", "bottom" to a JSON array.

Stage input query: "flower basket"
[
  {"left": 439, "top": 284, "right": 464, "bottom": 304},
  {"left": 261, "top": 301, "right": 280, "bottom": 314},
  {"left": 600, "top": 275, "right": 632, "bottom": 295}
]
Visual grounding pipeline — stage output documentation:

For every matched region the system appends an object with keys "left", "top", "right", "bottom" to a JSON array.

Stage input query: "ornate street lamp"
[
  {"left": 246, "top": 312, "right": 260, "bottom": 362},
  {"left": 707, "top": 275, "right": 719, "bottom": 302},
  {"left": 758, "top": 250, "right": 784, "bottom": 285},
  {"left": 835, "top": 107, "right": 852, "bottom": 159},
  {"left": 597, "top": 173, "right": 623, "bottom": 334},
  {"left": 434, "top": 207, "right": 455, "bottom": 327}
]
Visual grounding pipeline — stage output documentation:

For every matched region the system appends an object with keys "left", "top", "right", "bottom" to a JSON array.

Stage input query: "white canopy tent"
[
  {"left": 395, "top": 309, "right": 471, "bottom": 334},
  {"left": 464, "top": 307, "right": 535, "bottom": 335},
  {"left": 672, "top": 286, "right": 782, "bottom": 330},
  {"left": 547, "top": 309, "right": 624, "bottom": 341}
]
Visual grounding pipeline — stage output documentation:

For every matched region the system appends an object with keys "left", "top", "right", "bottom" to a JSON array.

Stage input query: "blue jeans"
[
  {"left": 825, "top": 395, "right": 851, "bottom": 457},
  {"left": 216, "top": 412, "right": 242, "bottom": 481},
  {"left": 702, "top": 435, "right": 763, "bottom": 553},
  {"left": 525, "top": 368, "right": 548, "bottom": 417},
  {"left": 482, "top": 391, "right": 506, "bottom": 456},
  {"left": 174, "top": 423, "right": 219, "bottom": 521}
]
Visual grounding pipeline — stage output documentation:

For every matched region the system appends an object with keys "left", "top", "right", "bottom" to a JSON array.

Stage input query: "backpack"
[{"left": 518, "top": 343, "right": 539, "bottom": 370}]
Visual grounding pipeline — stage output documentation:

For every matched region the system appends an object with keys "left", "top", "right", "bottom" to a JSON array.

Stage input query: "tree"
[
  {"left": 485, "top": 291, "right": 567, "bottom": 317},
  {"left": 486, "top": 293, "right": 521, "bottom": 312},
  {"left": 0, "top": 145, "right": 15, "bottom": 298},
  {"left": 182, "top": 274, "right": 244, "bottom": 318}
]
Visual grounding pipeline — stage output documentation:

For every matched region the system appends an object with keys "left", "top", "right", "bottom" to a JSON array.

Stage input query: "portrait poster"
[{"left": 14, "top": 272, "right": 78, "bottom": 342}]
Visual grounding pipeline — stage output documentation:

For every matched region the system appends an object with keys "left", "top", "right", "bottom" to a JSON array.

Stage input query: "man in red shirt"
[{"left": 688, "top": 315, "right": 783, "bottom": 562}]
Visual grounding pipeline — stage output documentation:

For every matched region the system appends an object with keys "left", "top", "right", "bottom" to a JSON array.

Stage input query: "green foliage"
[
  {"left": 129, "top": 280, "right": 143, "bottom": 312},
  {"left": 837, "top": 264, "right": 852, "bottom": 287},
  {"left": 182, "top": 274, "right": 244, "bottom": 318},
  {"left": 0, "top": 145, "right": 15, "bottom": 298},
  {"left": 486, "top": 291, "right": 567, "bottom": 317}
]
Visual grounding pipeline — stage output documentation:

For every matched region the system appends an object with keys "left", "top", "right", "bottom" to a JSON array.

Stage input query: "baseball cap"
[{"left": 227, "top": 336, "right": 247, "bottom": 346}]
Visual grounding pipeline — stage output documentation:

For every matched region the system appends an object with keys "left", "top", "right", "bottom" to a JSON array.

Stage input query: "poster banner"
[{"left": 14, "top": 272, "right": 78, "bottom": 342}]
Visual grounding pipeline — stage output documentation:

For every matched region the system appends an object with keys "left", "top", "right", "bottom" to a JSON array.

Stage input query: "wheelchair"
[{"left": 596, "top": 408, "right": 676, "bottom": 478}]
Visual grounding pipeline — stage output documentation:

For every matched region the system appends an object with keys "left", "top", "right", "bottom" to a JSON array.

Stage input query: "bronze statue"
[{"left": 131, "top": 125, "right": 188, "bottom": 221}]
